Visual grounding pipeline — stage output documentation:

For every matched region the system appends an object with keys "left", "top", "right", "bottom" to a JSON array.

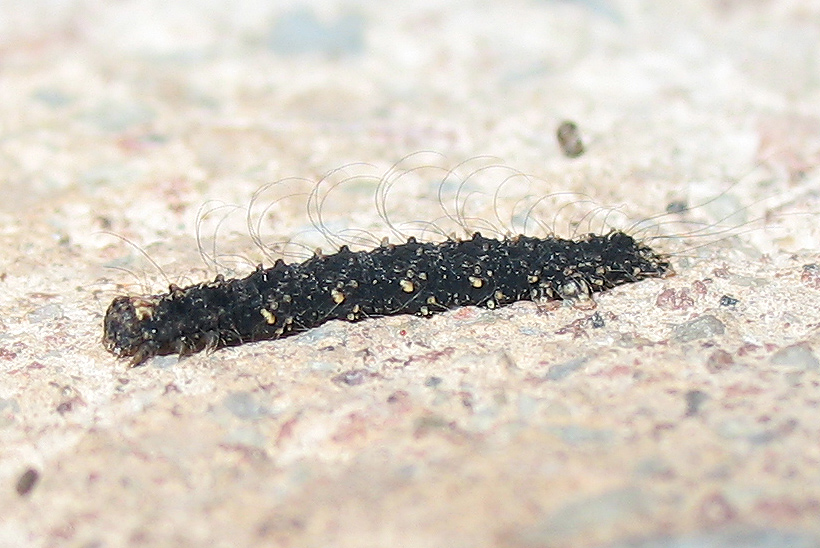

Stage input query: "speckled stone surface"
[{"left": 2, "top": 2, "right": 820, "bottom": 547}]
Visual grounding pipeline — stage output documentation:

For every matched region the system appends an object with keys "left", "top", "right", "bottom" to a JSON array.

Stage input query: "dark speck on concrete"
[
  {"left": 684, "top": 390, "right": 709, "bottom": 417},
  {"left": 16, "top": 468, "right": 39, "bottom": 496},
  {"left": 425, "top": 376, "right": 443, "bottom": 388},
  {"left": 719, "top": 295, "right": 739, "bottom": 307},
  {"left": 665, "top": 201, "right": 688, "bottom": 214},
  {"left": 706, "top": 349, "right": 734, "bottom": 373},
  {"left": 56, "top": 401, "right": 73, "bottom": 415},
  {"left": 332, "top": 368, "right": 374, "bottom": 386},
  {"left": 556, "top": 120, "right": 585, "bottom": 158}
]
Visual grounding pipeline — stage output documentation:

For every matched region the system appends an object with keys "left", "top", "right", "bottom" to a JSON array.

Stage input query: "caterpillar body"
[{"left": 103, "top": 231, "right": 671, "bottom": 366}]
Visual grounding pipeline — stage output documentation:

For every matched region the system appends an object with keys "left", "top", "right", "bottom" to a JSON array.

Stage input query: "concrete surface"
[{"left": 1, "top": 1, "right": 820, "bottom": 547}]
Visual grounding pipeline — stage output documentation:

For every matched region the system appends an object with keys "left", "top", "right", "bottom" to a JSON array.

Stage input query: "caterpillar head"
[{"left": 103, "top": 295, "right": 162, "bottom": 366}]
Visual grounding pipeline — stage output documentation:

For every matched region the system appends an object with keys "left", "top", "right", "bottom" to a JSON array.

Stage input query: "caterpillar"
[
  {"left": 103, "top": 153, "right": 801, "bottom": 366},
  {"left": 103, "top": 230, "right": 671, "bottom": 365}
]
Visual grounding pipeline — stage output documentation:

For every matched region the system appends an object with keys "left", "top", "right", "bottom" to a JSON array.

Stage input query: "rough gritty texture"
[{"left": 2, "top": 1, "right": 820, "bottom": 547}]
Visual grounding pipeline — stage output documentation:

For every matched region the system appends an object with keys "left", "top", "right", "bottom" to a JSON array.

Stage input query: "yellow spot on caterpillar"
[
  {"left": 133, "top": 298, "right": 159, "bottom": 321},
  {"left": 469, "top": 276, "right": 483, "bottom": 288},
  {"left": 426, "top": 296, "right": 437, "bottom": 305},
  {"left": 260, "top": 309, "right": 277, "bottom": 325},
  {"left": 420, "top": 306, "right": 430, "bottom": 316},
  {"left": 418, "top": 272, "right": 428, "bottom": 280},
  {"left": 406, "top": 269, "right": 414, "bottom": 278},
  {"left": 528, "top": 275, "right": 539, "bottom": 284},
  {"left": 561, "top": 283, "right": 579, "bottom": 296},
  {"left": 400, "top": 279, "right": 415, "bottom": 293},
  {"left": 495, "top": 290, "right": 505, "bottom": 301},
  {"left": 331, "top": 289, "right": 345, "bottom": 304},
  {"left": 282, "top": 294, "right": 292, "bottom": 303},
  {"left": 486, "top": 300, "right": 496, "bottom": 309},
  {"left": 353, "top": 304, "right": 361, "bottom": 313}
]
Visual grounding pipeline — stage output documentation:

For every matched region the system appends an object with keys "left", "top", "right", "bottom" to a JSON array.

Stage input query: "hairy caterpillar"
[
  {"left": 103, "top": 231, "right": 671, "bottom": 365},
  {"left": 101, "top": 154, "right": 806, "bottom": 366}
]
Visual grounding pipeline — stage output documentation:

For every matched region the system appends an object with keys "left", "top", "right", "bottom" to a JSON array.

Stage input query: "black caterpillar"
[{"left": 103, "top": 231, "right": 671, "bottom": 366}]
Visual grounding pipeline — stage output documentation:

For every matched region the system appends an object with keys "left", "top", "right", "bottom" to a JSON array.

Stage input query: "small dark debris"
[
  {"left": 665, "top": 201, "right": 688, "bottom": 214},
  {"left": 387, "top": 390, "right": 409, "bottom": 404},
  {"left": 706, "top": 349, "right": 735, "bottom": 373},
  {"left": 684, "top": 389, "right": 710, "bottom": 416},
  {"left": 16, "top": 468, "right": 39, "bottom": 496},
  {"left": 332, "top": 368, "right": 374, "bottom": 386},
  {"left": 56, "top": 401, "right": 73, "bottom": 415},
  {"left": 424, "top": 376, "right": 443, "bottom": 387},
  {"left": 96, "top": 216, "right": 113, "bottom": 230},
  {"left": 556, "top": 120, "right": 584, "bottom": 158},
  {"left": 720, "top": 295, "right": 739, "bottom": 306},
  {"left": 801, "top": 264, "right": 820, "bottom": 289},
  {"left": 590, "top": 312, "right": 605, "bottom": 328}
]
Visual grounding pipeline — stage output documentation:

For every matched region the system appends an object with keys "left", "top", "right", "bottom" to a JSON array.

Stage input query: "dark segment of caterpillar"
[{"left": 103, "top": 231, "right": 671, "bottom": 366}]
